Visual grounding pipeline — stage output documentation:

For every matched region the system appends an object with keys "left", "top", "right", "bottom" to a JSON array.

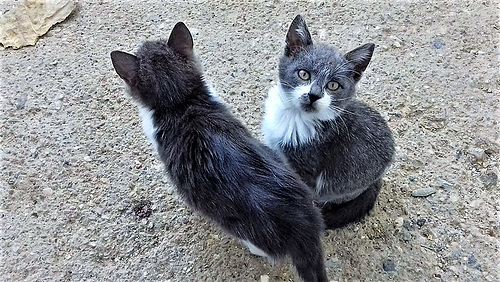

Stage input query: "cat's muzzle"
[{"left": 299, "top": 93, "right": 321, "bottom": 112}]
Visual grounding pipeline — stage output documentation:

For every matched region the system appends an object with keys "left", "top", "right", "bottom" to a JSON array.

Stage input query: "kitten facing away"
[
  {"left": 262, "top": 15, "right": 395, "bottom": 229},
  {"left": 111, "top": 22, "right": 328, "bottom": 282}
]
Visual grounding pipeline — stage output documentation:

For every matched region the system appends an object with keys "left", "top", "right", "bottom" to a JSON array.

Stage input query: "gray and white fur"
[
  {"left": 111, "top": 22, "right": 328, "bottom": 281},
  {"left": 262, "top": 15, "right": 395, "bottom": 229}
]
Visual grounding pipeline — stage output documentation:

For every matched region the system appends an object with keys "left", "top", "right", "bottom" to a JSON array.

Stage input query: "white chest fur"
[
  {"left": 261, "top": 84, "right": 336, "bottom": 149},
  {"left": 138, "top": 106, "right": 159, "bottom": 153}
]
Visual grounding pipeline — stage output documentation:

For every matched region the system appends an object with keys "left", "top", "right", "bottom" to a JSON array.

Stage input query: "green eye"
[
  {"left": 297, "top": 69, "right": 310, "bottom": 81},
  {"left": 327, "top": 81, "right": 340, "bottom": 91}
]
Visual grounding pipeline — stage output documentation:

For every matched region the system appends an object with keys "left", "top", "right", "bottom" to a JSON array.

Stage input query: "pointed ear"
[
  {"left": 111, "top": 51, "right": 138, "bottom": 85},
  {"left": 285, "top": 15, "right": 313, "bottom": 57},
  {"left": 168, "top": 22, "right": 193, "bottom": 57},
  {"left": 344, "top": 43, "right": 375, "bottom": 82}
]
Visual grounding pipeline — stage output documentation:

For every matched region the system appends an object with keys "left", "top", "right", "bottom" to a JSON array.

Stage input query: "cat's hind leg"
[{"left": 321, "top": 179, "right": 382, "bottom": 229}]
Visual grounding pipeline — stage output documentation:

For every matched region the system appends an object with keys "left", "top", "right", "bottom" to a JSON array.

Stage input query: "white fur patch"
[
  {"left": 241, "top": 240, "right": 269, "bottom": 258},
  {"left": 291, "top": 84, "right": 312, "bottom": 105},
  {"left": 203, "top": 78, "right": 218, "bottom": 98},
  {"left": 261, "top": 83, "right": 338, "bottom": 148},
  {"left": 315, "top": 172, "right": 326, "bottom": 194},
  {"left": 296, "top": 27, "right": 307, "bottom": 41},
  {"left": 319, "top": 186, "right": 366, "bottom": 204},
  {"left": 138, "top": 106, "right": 159, "bottom": 153}
]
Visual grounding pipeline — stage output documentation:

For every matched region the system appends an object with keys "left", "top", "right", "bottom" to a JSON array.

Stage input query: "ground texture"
[{"left": 1, "top": 0, "right": 499, "bottom": 281}]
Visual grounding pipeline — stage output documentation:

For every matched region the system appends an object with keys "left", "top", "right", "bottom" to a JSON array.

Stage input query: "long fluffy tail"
[{"left": 321, "top": 180, "right": 382, "bottom": 230}]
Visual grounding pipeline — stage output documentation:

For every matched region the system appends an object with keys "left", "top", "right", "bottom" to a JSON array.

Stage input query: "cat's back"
[
  {"left": 158, "top": 100, "right": 314, "bottom": 226},
  {"left": 162, "top": 99, "right": 304, "bottom": 192},
  {"left": 346, "top": 100, "right": 390, "bottom": 130},
  {"left": 159, "top": 99, "right": 247, "bottom": 164}
]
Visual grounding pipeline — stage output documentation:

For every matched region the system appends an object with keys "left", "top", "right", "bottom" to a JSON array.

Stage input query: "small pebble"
[
  {"left": 383, "top": 259, "right": 396, "bottom": 272},
  {"left": 484, "top": 148, "right": 497, "bottom": 156},
  {"left": 189, "top": 28, "right": 200, "bottom": 35},
  {"left": 42, "top": 187, "right": 54, "bottom": 196},
  {"left": 450, "top": 194, "right": 459, "bottom": 203},
  {"left": 467, "top": 254, "right": 481, "bottom": 270},
  {"left": 16, "top": 96, "right": 27, "bottom": 110},
  {"left": 11, "top": 244, "right": 21, "bottom": 253},
  {"left": 469, "top": 147, "right": 485, "bottom": 162},
  {"left": 260, "top": 275, "right": 269, "bottom": 282},
  {"left": 467, "top": 254, "right": 477, "bottom": 266},
  {"left": 83, "top": 156, "right": 92, "bottom": 162},
  {"left": 94, "top": 207, "right": 103, "bottom": 215},
  {"left": 416, "top": 218, "right": 426, "bottom": 227},
  {"left": 394, "top": 217, "right": 404, "bottom": 228},
  {"left": 133, "top": 200, "right": 153, "bottom": 219},
  {"left": 436, "top": 177, "right": 453, "bottom": 189},
  {"left": 452, "top": 250, "right": 461, "bottom": 260},
  {"left": 470, "top": 199, "right": 483, "bottom": 208},
  {"left": 149, "top": 15, "right": 160, "bottom": 23},
  {"left": 403, "top": 220, "right": 414, "bottom": 231},
  {"left": 480, "top": 172, "right": 497, "bottom": 189},
  {"left": 433, "top": 40, "right": 443, "bottom": 49},
  {"left": 411, "top": 188, "right": 436, "bottom": 197}
]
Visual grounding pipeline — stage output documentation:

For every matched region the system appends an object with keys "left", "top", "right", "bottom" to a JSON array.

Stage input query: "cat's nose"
[{"left": 308, "top": 93, "right": 322, "bottom": 104}]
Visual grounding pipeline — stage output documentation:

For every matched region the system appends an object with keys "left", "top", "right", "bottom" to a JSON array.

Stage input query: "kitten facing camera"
[
  {"left": 111, "top": 22, "right": 328, "bottom": 282},
  {"left": 262, "top": 15, "right": 395, "bottom": 229}
]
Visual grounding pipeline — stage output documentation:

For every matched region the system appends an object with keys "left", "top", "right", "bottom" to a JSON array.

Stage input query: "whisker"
[
  {"left": 331, "top": 116, "right": 341, "bottom": 134},
  {"left": 331, "top": 97, "right": 352, "bottom": 102},
  {"left": 332, "top": 105, "right": 360, "bottom": 117},
  {"left": 274, "top": 86, "right": 299, "bottom": 106},
  {"left": 336, "top": 112, "right": 349, "bottom": 134}
]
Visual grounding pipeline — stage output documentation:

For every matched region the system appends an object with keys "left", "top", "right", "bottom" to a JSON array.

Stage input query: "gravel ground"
[{"left": 1, "top": 0, "right": 499, "bottom": 281}]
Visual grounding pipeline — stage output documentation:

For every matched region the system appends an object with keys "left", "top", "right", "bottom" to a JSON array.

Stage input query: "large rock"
[{"left": 0, "top": 0, "right": 76, "bottom": 49}]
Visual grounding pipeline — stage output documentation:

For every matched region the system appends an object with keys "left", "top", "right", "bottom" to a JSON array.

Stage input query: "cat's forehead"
[{"left": 301, "top": 44, "right": 345, "bottom": 68}]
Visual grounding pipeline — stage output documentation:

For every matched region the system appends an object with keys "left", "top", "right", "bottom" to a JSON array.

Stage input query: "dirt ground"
[{"left": 1, "top": 0, "right": 499, "bottom": 281}]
